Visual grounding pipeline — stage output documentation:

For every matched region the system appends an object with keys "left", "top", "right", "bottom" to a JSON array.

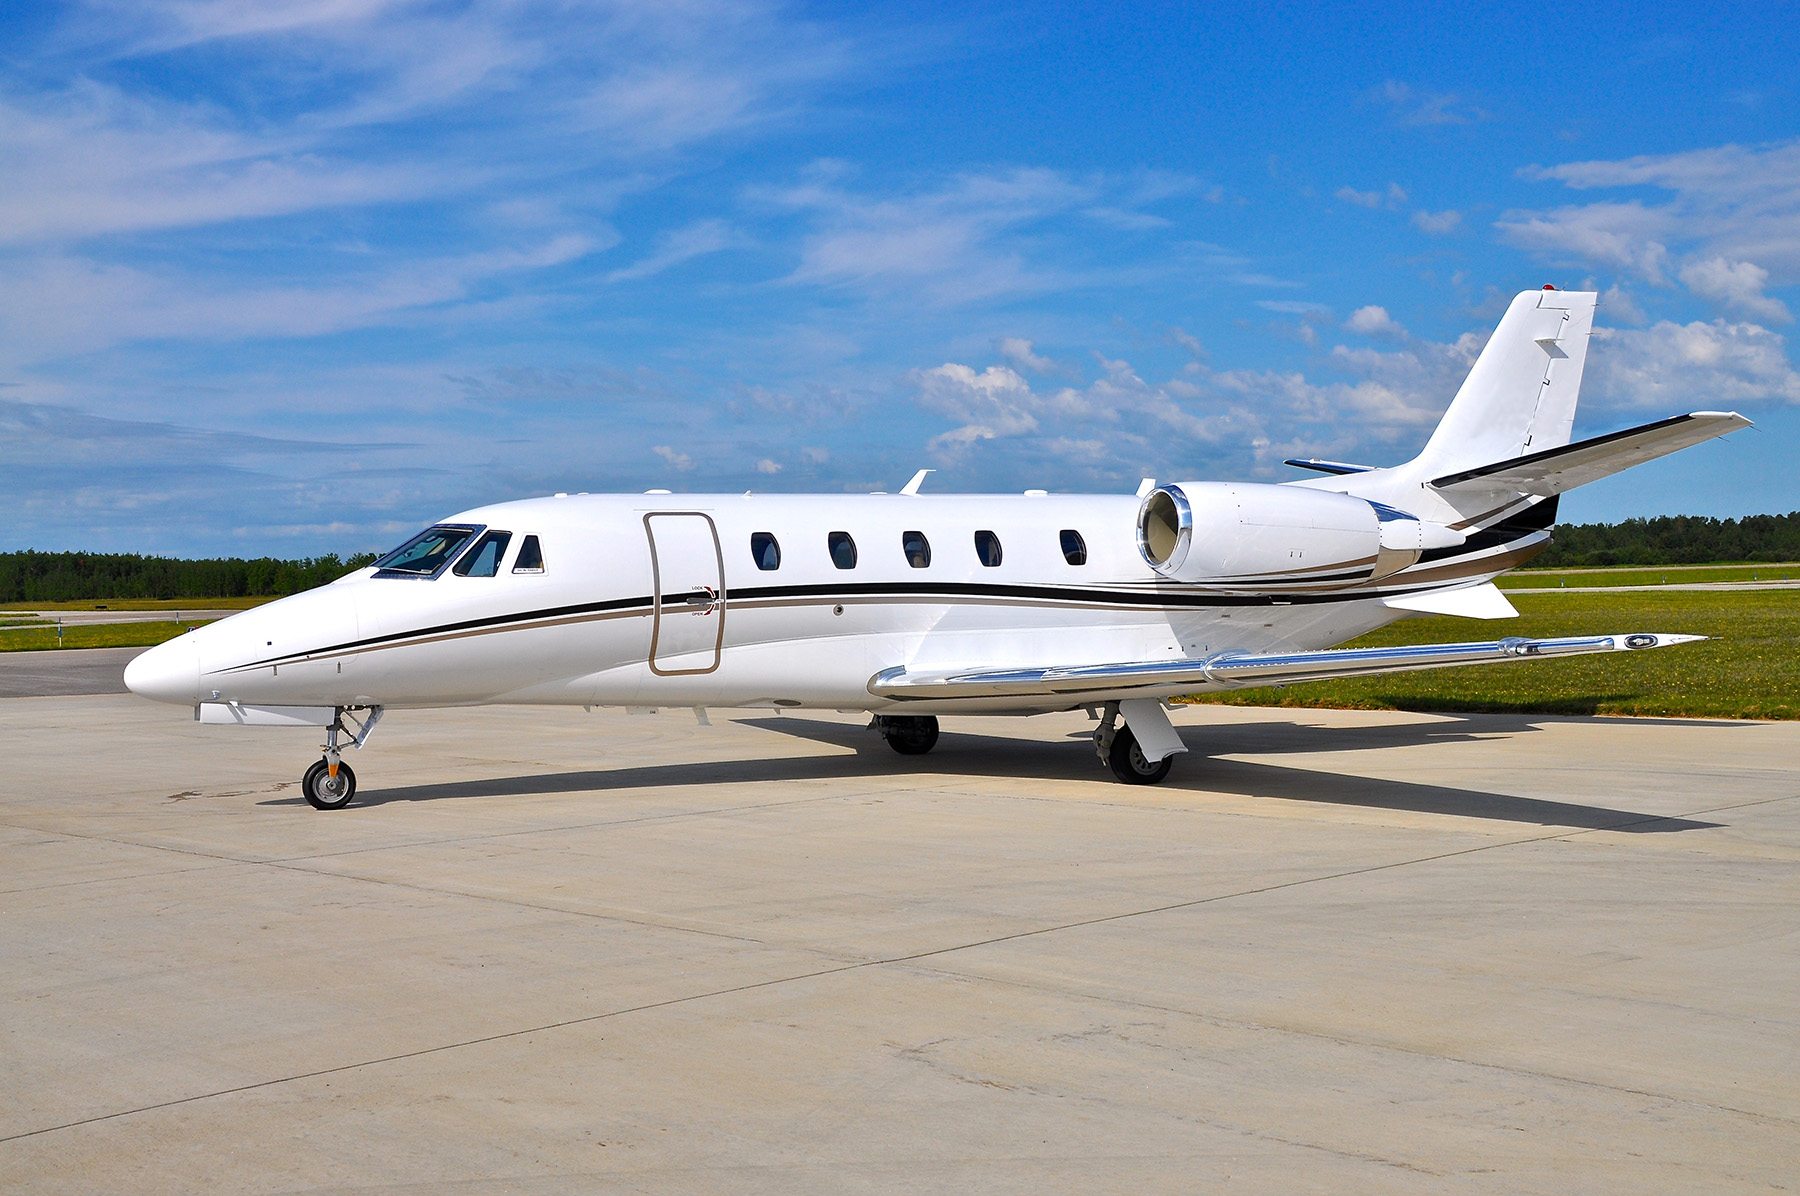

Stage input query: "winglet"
[{"left": 900, "top": 469, "right": 932, "bottom": 496}]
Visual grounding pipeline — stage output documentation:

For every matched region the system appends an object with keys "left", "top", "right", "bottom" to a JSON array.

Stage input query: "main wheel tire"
[
  {"left": 1107, "top": 724, "right": 1173, "bottom": 785},
  {"left": 881, "top": 715, "right": 939, "bottom": 755},
  {"left": 302, "top": 758, "right": 357, "bottom": 810}
]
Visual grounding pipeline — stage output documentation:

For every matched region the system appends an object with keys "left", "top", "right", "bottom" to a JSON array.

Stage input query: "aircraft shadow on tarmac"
[{"left": 282, "top": 712, "right": 1722, "bottom": 834}]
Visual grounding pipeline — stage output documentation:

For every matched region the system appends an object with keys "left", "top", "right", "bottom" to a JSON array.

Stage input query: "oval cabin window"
[
  {"left": 974, "top": 530, "right": 1002, "bottom": 567},
  {"left": 1060, "top": 529, "right": 1087, "bottom": 566},
  {"left": 828, "top": 531, "right": 857, "bottom": 570},
  {"left": 751, "top": 532, "right": 781, "bottom": 571},
  {"left": 902, "top": 530, "right": 931, "bottom": 568}
]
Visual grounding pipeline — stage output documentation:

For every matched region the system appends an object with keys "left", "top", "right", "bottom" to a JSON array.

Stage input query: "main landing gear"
[
  {"left": 302, "top": 707, "right": 383, "bottom": 810},
  {"left": 1093, "top": 702, "right": 1175, "bottom": 785},
  {"left": 875, "top": 714, "right": 939, "bottom": 755}
]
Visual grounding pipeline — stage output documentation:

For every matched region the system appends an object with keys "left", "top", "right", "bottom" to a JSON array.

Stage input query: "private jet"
[{"left": 125, "top": 288, "right": 1749, "bottom": 808}]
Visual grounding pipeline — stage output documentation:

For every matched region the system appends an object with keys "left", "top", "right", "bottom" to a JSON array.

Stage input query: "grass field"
[
  {"left": 0, "top": 622, "right": 195, "bottom": 652},
  {"left": 0, "top": 597, "right": 270, "bottom": 613},
  {"left": 1187, "top": 588, "right": 1799, "bottom": 720},
  {"left": 1502, "top": 562, "right": 1799, "bottom": 589}
]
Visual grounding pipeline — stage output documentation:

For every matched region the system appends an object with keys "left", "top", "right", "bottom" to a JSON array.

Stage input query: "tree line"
[
  {"left": 2, "top": 511, "right": 1796, "bottom": 600},
  {"left": 1529, "top": 512, "right": 1800, "bottom": 568},
  {"left": 0, "top": 551, "right": 380, "bottom": 603}
]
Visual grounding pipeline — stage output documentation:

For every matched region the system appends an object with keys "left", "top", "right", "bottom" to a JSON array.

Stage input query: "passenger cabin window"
[
  {"left": 902, "top": 530, "right": 931, "bottom": 568},
  {"left": 453, "top": 531, "right": 512, "bottom": 577},
  {"left": 512, "top": 534, "right": 545, "bottom": 574},
  {"left": 1060, "top": 529, "right": 1088, "bottom": 566},
  {"left": 974, "top": 530, "right": 1002, "bottom": 567},
  {"left": 374, "top": 525, "right": 480, "bottom": 579},
  {"left": 828, "top": 531, "right": 857, "bottom": 570},
  {"left": 751, "top": 532, "right": 781, "bottom": 571}
]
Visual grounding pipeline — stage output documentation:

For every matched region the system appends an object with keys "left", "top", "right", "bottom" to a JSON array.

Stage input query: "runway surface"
[
  {"left": 3, "top": 681, "right": 1797, "bottom": 1192},
  {"left": 0, "top": 645, "right": 143, "bottom": 697}
]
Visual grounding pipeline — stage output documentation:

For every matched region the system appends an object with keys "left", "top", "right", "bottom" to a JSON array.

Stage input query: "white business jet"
[{"left": 126, "top": 288, "right": 1748, "bottom": 808}]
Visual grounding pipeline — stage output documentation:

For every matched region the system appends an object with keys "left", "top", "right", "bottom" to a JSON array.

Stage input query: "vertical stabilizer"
[{"left": 1411, "top": 289, "right": 1596, "bottom": 478}]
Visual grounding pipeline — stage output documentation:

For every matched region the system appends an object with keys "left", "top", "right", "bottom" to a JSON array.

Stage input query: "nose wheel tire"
[
  {"left": 878, "top": 715, "right": 939, "bottom": 755},
  {"left": 1107, "top": 725, "right": 1173, "bottom": 785},
  {"left": 302, "top": 759, "right": 357, "bottom": 810}
]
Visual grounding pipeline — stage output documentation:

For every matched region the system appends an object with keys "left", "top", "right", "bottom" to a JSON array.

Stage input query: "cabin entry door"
[{"left": 644, "top": 512, "right": 726, "bottom": 675}]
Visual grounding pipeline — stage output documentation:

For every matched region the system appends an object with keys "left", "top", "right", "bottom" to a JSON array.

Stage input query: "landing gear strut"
[
  {"left": 875, "top": 714, "right": 939, "bottom": 755},
  {"left": 302, "top": 706, "right": 382, "bottom": 810}
]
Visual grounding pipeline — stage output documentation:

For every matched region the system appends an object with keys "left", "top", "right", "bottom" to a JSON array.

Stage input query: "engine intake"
[{"left": 1137, "top": 482, "right": 1453, "bottom": 591}]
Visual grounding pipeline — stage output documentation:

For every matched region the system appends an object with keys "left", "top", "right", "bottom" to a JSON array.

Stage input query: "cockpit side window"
[
  {"left": 453, "top": 531, "right": 512, "bottom": 577},
  {"left": 512, "top": 534, "right": 545, "bottom": 574},
  {"left": 374, "top": 525, "right": 481, "bottom": 579}
]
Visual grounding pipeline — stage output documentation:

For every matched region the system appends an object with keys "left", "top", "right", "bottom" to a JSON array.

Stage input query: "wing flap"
[
  {"left": 868, "top": 633, "right": 1703, "bottom": 701},
  {"left": 1429, "top": 411, "right": 1750, "bottom": 496},
  {"left": 1383, "top": 582, "right": 1518, "bottom": 619}
]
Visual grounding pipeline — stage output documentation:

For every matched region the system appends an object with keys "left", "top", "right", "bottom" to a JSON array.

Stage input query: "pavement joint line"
[
  {"left": 0, "top": 817, "right": 776, "bottom": 945},
  {"left": 899, "top": 959, "right": 1800, "bottom": 1130},
  {"left": 0, "top": 860, "right": 242, "bottom": 898},
  {"left": 0, "top": 784, "right": 874, "bottom": 896},
  {"left": 5, "top": 789, "right": 1787, "bottom": 1146}
]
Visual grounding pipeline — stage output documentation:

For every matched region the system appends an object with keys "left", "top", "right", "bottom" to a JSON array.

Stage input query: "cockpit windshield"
[{"left": 373, "top": 525, "right": 481, "bottom": 578}]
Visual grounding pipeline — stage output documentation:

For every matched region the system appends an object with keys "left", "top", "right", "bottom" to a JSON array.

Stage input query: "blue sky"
[{"left": 3, "top": 1, "right": 1798, "bottom": 557}]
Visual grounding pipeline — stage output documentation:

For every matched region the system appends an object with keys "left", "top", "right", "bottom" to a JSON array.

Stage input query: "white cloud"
[
  {"left": 995, "top": 337, "right": 1058, "bottom": 374},
  {"left": 769, "top": 167, "right": 1091, "bottom": 302},
  {"left": 1598, "top": 283, "right": 1649, "bottom": 326},
  {"left": 1586, "top": 319, "right": 1800, "bottom": 409},
  {"left": 755, "top": 457, "right": 782, "bottom": 474},
  {"left": 1368, "top": 80, "right": 1486, "bottom": 127},
  {"left": 652, "top": 444, "right": 695, "bottom": 471},
  {"left": 1412, "top": 209, "right": 1462, "bottom": 235},
  {"left": 606, "top": 219, "right": 734, "bottom": 283},
  {"left": 1502, "top": 140, "right": 1800, "bottom": 321},
  {"left": 908, "top": 325, "right": 1481, "bottom": 480},
  {"left": 1497, "top": 201, "right": 1673, "bottom": 282},
  {"left": 1335, "top": 182, "right": 1408, "bottom": 211},
  {"left": 0, "top": 235, "right": 603, "bottom": 360},
  {"left": 1677, "top": 257, "right": 1792, "bottom": 323},
  {"left": 914, "top": 363, "right": 1041, "bottom": 447},
  {"left": 1345, "top": 305, "right": 1407, "bottom": 338},
  {"left": 762, "top": 165, "right": 1213, "bottom": 305}
]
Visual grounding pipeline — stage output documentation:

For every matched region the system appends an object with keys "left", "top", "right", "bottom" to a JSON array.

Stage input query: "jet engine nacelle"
[{"left": 1135, "top": 482, "right": 1461, "bottom": 591}]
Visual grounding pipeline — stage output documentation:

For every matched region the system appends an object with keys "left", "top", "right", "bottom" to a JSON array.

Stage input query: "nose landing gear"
[
  {"left": 302, "top": 757, "right": 356, "bottom": 809},
  {"left": 301, "top": 706, "right": 383, "bottom": 810}
]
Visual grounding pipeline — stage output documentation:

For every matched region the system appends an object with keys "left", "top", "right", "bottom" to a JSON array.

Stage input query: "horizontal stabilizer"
[
  {"left": 1284, "top": 457, "right": 1375, "bottom": 476},
  {"left": 869, "top": 633, "right": 1703, "bottom": 701},
  {"left": 1430, "top": 411, "right": 1750, "bottom": 496},
  {"left": 1384, "top": 582, "right": 1518, "bottom": 619}
]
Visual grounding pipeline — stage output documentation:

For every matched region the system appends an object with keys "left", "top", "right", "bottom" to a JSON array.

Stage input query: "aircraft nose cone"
[{"left": 124, "top": 635, "right": 202, "bottom": 705}]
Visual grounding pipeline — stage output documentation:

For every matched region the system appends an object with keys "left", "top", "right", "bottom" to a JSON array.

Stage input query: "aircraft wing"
[
  {"left": 1429, "top": 411, "right": 1750, "bottom": 496},
  {"left": 868, "top": 632, "right": 1702, "bottom": 701}
]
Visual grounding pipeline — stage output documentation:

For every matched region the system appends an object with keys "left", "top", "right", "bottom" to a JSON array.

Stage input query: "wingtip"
[{"left": 1618, "top": 633, "right": 1707, "bottom": 650}]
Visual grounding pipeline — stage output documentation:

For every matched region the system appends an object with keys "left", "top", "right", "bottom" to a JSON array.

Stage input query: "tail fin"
[{"left": 1411, "top": 288, "right": 1596, "bottom": 478}]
